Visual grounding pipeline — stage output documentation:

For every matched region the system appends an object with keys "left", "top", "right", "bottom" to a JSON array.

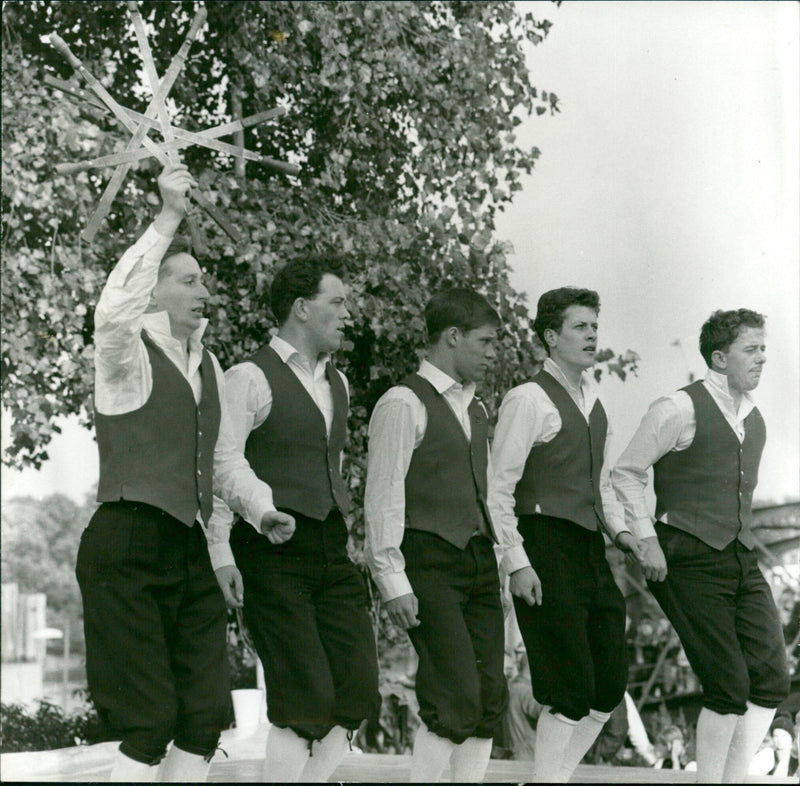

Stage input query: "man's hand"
[
  {"left": 510, "top": 566, "right": 542, "bottom": 606},
  {"left": 153, "top": 163, "right": 196, "bottom": 235},
  {"left": 260, "top": 510, "right": 296, "bottom": 544},
  {"left": 638, "top": 536, "right": 668, "bottom": 582},
  {"left": 384, "top": 593, "right": 420, "bottom": 629},
  {"left": 614, "top": 531, "right": 646, "bottom": 567},
  {"left": 215, "top": 565, "right": 244, "bottom": 608}
]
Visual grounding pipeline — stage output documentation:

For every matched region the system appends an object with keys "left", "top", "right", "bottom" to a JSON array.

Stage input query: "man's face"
[
  {"left": 453, "top": 324, "right": 498, "bottom": 384},
  {"left": 547, "top": 305, "right": 598, "bottom": 371},
  {"left": 715, "top": 326, "right": 766, "bottom": 394},
  {"left": 303, "top": 273, "right": 350, "bottom": 354},
  {"left": 151, "top": 253, "right": 209, "bottom": 340}
]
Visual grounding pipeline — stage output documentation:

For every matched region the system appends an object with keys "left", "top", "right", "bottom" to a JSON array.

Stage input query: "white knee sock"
[
  {"left": 262, "top": 725, "right": 310, "bottom": 782},
  {"left": 298, "top": 725, "right": 349, "bottom": 782},
  {"left": 722, "top": 702, "right": 776, "bottom": 783},
  {"left": 558, "top": 708, "right": 611, "bottom": 781},
  {"left": 532, "top": 707, "right": 579, "bottom": 783},
  {"left": 159, "top": 744, "right": 212, "bottom": 782},
  {"left": 109, "top": 749, "right": 159, "bottom": 782},
  {"left": 449, "top": 736, "right": 493, "bottom": 782},
  {"left": 696, "top": 707, "right": 739, "bottom": 783},
  {"left": 409, "top": 723, "right": 456, "bottom": 783}
]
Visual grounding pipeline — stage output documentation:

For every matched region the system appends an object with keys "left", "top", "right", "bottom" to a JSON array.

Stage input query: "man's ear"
[
  {"left": 711, "top": 349, "right": 727, "bottom": 371},
  {"left": 445, "top": 326, "right": 460, "bottom": 347},
  {"left": 544, "top": 327, "right": 558, "bottom": 351},
  {"left": 291, "top": 297, "right": 308, "bottom": 323}
]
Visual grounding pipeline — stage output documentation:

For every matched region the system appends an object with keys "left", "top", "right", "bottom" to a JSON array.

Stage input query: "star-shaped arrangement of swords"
[{"left": 48, "top": 1, "right": 299, "bottom": 244}]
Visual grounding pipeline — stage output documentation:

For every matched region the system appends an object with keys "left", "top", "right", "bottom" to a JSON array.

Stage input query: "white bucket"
[{"left": 231, "top": 688, "right": 264, "bottom": 736}]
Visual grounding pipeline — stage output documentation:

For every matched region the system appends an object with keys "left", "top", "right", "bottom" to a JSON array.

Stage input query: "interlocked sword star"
[{"left": 48, "top": 2, "right": 298, "bottom": 244}]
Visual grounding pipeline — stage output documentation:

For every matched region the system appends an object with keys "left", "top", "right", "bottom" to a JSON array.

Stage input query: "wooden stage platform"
[{"left": 1, "top": 724, "right": 795, "bottom": 782}]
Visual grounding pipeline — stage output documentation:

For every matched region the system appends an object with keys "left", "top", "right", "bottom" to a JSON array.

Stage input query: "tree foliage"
[
  {"left": 0, "top": 699, "right": 106, "bottom": 752},
  {"left": 0, "top": 492, "right": 95, "bottom": 623},
  {"left": 2, "top": 0, "right": 563, "bottom": 471},
  {"left": 2, "top": 0, "right": 645, "bottom": 709},
  {"left": 2, "top": 1, "right": 637, "bottom": 540}
]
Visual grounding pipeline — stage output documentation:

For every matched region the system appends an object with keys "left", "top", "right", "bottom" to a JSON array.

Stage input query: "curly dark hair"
[
  {"left": 269, "top": 256, "right": 346, "bottom": 325},
  {"left": 698, "top": 309, "right": 766, "bottom": 367},
  {"left": 533, "top": 287, "right": 600, "bottom": 355}
]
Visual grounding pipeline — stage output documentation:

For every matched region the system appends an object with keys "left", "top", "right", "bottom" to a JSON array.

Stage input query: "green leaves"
[{"left": 2, "top": 0, "right": 562, "bottom": 516}]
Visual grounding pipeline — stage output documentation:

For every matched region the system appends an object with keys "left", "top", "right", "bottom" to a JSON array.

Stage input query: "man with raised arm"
[
  {"left": 488, "top": 287, "right": 642, "bottom": 783},
  {"left": 208, "top": 258, "right": 380, "bottom": 782},
  {"left": 612, "top": 308, "right": 790, "bottom": 782},
  {"left": 365, "top": 288, "right": 507, "bottom": 783},
  {"left": 76, "top": 164, "right": 230, "bottom": 782}
]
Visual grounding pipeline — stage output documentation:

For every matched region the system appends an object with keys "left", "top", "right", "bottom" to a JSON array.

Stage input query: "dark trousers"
[
  {"left": 401, "top": 529, "right": 508, "bottom": 744},
  {"left": 230, "top": 510, "right": 380, "bottom": 742},
  {"left": 514, "top": 514, "right": 628, "bottom": 721},
  {"left": 648, "top": 523, "right": 790, "bottom": 715},
  {"left": 76, "top": 502, "right": 230, "bottom": 765}
]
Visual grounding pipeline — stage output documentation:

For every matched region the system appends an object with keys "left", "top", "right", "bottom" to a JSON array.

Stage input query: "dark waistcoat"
[
  {"left": 654, "top": 380, "right": 765, "bottom": 549},
  {"left": 243, "top": 345, "right": 351, "bottom": 520},
  {"left": 96, "top": 331, "right": 220, "bottom": 526},
  {"left": 513, "top": 369, "right": 608, "bottom": 531},
  {"left": 401, "top": 373, "right": 494, "bottom": 550}
]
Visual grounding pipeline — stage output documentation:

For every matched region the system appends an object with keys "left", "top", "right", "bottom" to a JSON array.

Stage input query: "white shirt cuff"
[
  {"left": 208, "top": 542, "right": 236, "bottom": 571},
  {"left": 500, "top": 544, "right": 532, "bottom": 577},
  {"left": 243, "top": 498, "right": 276, "bottom": 534},
  {"left": 631, "top": 517, "right": 658, "bottom": 540},
  {"left": 374, "top": 571, "right": 414, "bottom": 603}
]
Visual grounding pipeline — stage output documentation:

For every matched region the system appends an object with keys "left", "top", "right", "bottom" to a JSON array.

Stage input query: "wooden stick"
[
  {"left": 49, "top": 34, "right": 171, "bottom": 165},
  {"left": 128, "top": 2, "right": 176, "bottom": 161},
  {"left": 131, "top": 3, "right": 238, "bottom": 245},
  {"left": 53, "top": 114, "right": 295, "bottom": 172},
  {"left": 55, "top": 7, "right": 207, "bottom": 240},
  {"left": 46, "top": 75, "right": 298, "bottom": 174},
  {"left": 55, "top": 139, "right": 298, "bottom": 175},
  {"left": 46, "top": 78, "right": 289, "bottom": 136}
]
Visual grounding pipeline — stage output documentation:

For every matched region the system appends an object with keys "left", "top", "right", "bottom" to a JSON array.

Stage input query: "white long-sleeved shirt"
[
  {"left": 611, "top": 368, "right": 757, "bottom": 540},
  {"left": 207, "top": 335, "right": 349, "bottom": 570},
  {"left": 94, "top": 223, "right": 226, "bottom": 414},
  {"left": 364, "top": 360, "right": 494, "bottom": 602},
  {"left": 93, "top": 223, "right": 226, "bottom": 529},
  {"left": 488, "top": 357, "right": 629, "bottom": 577}
]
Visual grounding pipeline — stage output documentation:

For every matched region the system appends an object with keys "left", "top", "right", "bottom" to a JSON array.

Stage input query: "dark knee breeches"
[
  {"left": 76, "top": 502, "right": 230, "bottom": 764},
  {"left": 231, "top": 510, "right": 380, "bottom": 742},
  {"left": 402, "top": 529, "right": 508, "bottom": 744},
  {"left": 514, "top": 514, "right": 628, "bottom": 722},
  {"left": 648, "top": 524, "right": 790, "bottom": 716}
]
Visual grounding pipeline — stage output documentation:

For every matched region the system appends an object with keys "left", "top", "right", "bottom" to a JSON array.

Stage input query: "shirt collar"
[
  {"left": 269, "top": 335, "right": 331, "bottom": 370},
  {"left": 418, "top": 359, "right": 476, "bottom": 400},
  {"left": 543, "top": 356, "right": 594, "bottom": 396},
  {"left": 142, "top": 310, "right": 207, "bottom": 353},
  {"left": 705, "top": 367, "right": 755, "bottom": 411}
]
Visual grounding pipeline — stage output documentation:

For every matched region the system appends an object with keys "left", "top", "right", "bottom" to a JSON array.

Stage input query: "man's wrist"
[
  {"left": 152, "top": 207, "right": 184, "bottom": 237},
  {"left": 614, "top": 531, "right": 633, "bottom": 547}
]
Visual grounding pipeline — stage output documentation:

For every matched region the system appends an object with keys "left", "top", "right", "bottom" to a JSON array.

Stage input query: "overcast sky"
[
  {"left": 2, "top": 1, "right": 798, "bottom": 505},
  {"left": 495, "top": 0, "right": 800, "bottom": 504}
]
